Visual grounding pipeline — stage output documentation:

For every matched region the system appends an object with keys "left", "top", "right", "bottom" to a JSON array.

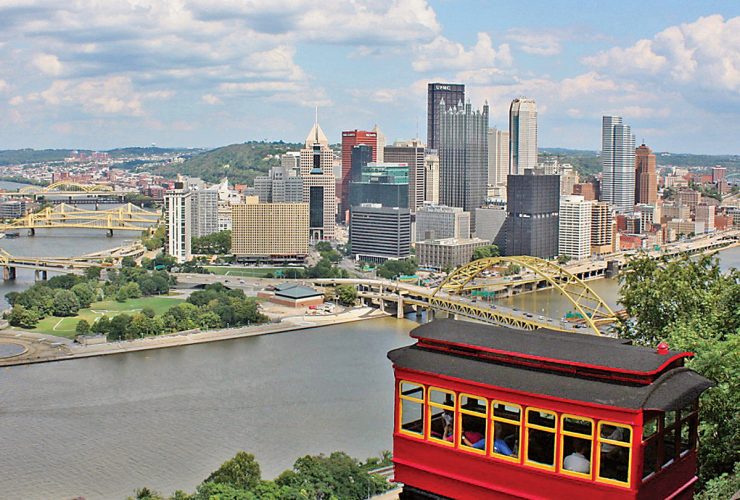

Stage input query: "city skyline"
[{"left": 0, "top": 1, "right": 738, "bottom": 153}]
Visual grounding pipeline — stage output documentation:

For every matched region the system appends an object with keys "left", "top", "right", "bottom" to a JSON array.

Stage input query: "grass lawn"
[
  {"left": 205, "top": 266, "right": 304, "bottom": 278},
  {"left": 28, "top": 296, "right": 184, "bottom": 339}
]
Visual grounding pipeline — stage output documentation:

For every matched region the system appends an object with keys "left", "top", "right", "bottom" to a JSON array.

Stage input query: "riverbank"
[{"left": 0, "top": 306, "right": 387, "bottom": 367}]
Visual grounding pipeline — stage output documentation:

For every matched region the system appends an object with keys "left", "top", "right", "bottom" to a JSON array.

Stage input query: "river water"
[{"left": 1, "top": 178, "right": 738, "bottom": 499}]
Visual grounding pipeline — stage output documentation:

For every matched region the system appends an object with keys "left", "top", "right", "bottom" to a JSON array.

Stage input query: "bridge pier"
[
  {"left": 29, "top": 228, "right": 35, "bottom": 236},
  {"left": 106, "top": 229, "right": 113, "bottom": 237},
  {"left": 34, "top": 270, "right": 48, "bottom": 281},
  {"left": 3, "top": 266, "right": 16, "bottom": 280},
  {"left": 397, "top": 295, "right": 404, "bottom": 319}
]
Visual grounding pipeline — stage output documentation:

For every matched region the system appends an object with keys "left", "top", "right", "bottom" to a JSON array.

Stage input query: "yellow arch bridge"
[
  {"left": 0, "top": 203, "right": 160, "bottom": 235},
  {"left": 315, "top": 256, "right": 618, "bottom": 335},
  {"left": 18, "top": 181, "right": 115, "bottom": 194}
]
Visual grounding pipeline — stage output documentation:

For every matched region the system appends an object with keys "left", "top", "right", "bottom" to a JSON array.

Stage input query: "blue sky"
[{"left": 0, "top": 0, "right": 738, "bottom": 153}]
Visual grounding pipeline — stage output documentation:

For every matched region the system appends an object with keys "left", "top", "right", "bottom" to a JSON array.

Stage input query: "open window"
[
  {"left": 399, "top": 381, "right": 424, "bottom": 438},
  {"left": 661, "top": 410, "right": 678, "bottom": 468},
  {"left": 597, "top": 422, "right": 632, "bottom": 486},
  {"left": 459, "top": 394, "right": 488, "bottom": 454},
  {"left": 491, "top": 401, "right": 521, "bottom": 461},
  {"left": 678, "top": 401, "right": 698, "bottom": 457},
  {"left": 526, "top": 408, "right": 557, "bottom": 470},
  {"left": 428, "top": 387, "right": 455, "bottom": 445},
  {"left": 641, "top": 414, "right": 660, "bottom": 480},
  {"left": 560, "top": 415, "right": 593, "bottom": 478}
]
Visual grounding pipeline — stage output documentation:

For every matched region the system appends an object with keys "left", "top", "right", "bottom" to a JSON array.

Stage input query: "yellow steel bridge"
[{"left": 0, "top": 203, "right": 160, "bottom": 234}]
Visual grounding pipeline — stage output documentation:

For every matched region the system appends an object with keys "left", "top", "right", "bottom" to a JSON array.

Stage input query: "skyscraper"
[
  {"left": 559, "top": 195, "right": 592, "bottom": 261},
  {"left": 438, "top": 99, "right": 489, "bottom": 231},
  {"left": 300, "top": 120, "right": 336, "bottom": 241},
  {"left": 424, "top": 151, "right": 440, "bottom": 204},
  {"left": 384, "top": 139, "right": 425, "bottom": 212},
  {"left": 600, "top": 116, "right": 636, "bottom": 213},
  {"left": 190, "top": 188, "right": 219, "bottom": 239},
  {"left": 503, "top": 173, "right": 560, "bottom": 258},
  {"left": 164, "top": 183, "right": 192, "bottom": 263},
  {"left": 488, "top": 127, "right": 509, "bottom": 194},
  {"left": 509, "top": 98, "right": 538, "bottom": 175},
  {"left": 341, "top": 130, "right": 377, "bottom": 216},
  {"left": 427, "top": 83, "right": 465, "bottom": 150},
  {"left": 635, "top": 143, "right": 657, "bottom": 205}
]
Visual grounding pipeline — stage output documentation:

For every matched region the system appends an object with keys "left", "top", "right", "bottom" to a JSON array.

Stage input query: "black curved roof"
[
  {"left": 388, "top": 346, "right": 713, "bottom": 410},
  {"left": 410, "top": 319, "right": 689, "bottom": 375}
]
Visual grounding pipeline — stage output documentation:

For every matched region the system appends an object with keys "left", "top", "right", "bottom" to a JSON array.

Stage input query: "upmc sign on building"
[{"left": 427, "top": 83, "right": 465, "bottom": 150}]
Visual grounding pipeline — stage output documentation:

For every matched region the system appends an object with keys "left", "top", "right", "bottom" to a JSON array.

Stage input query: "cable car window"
[
  {"left": 561, "top": 415, "right": 593, "bottom": 477},
  {"left": 526, "top": 408, "right": 557, "bottom": 470},
  {"left": 662, "top": 410, "right": 679, "bottom": 467},
  {"left": 459, "top": 394, "right": 488, "bottom": 454},
  {"left": 641, "top": 415, "right": 660, "bottom": 481},
  {"left": 492, "top": 401, "right": 521, "bottom": 461},
  {"left": 597, "top": 422, "right": 632, "bottom": 486},
  {"left": 679, "top": 401, "right": 698, "bottom": 456},
  {"left": 428, "top": 388, "right": 455, "bottom": 445},
  {"left": 399, "top": 381, "right": 424, "bottom": 437}
]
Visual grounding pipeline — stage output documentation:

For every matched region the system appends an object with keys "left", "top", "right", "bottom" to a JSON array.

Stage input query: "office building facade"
[
  {"left": 559, "top": 195, "right": 592, "bottom": 261},
  {"left": 189, "top": 189, "right": 219, "bottom": 239},
  {"left": 164, "top": 183, "right": 192, "bottom": 263},
  {"left": 349, "top": 162, "right": 409, "bottom": 209},
  {"left": 341, "top": 130, "right": 377, "bottom": 215},
  {"left": 601, "top": 116, "right": 636, "bottom": 213},
  {"left": 509, "top": 98, "right": 538, "bottom": 175},
  {"left": 591, "top": 202, "right": 613, "bottom": 254},
  {"left": 424, "top": 151, "right": 440, "bottom": 204},
  {"left": 231, "top": 198, "right": 309, "bottom": 263},
  {"left": 427, "top": 82, "right": 465, "bottom": 150},
  {"left": 416, "top": 203, "right": 470, "bottom": 241},
  {"left": 438, "top": 100, "right": 489, "bottom": 231},
  {"left": 475, "top": 205, "right": 508, "bottom": 245},
  {"left": 635, "top": 143, "right": 657, "bottom": 205},
  {"left": 503, "top": 174, "right": 559, "bottom": 258},
  {"left": 254, "top": 166, "right": 303, "bottom": 204},
  {"left": 384, "top": 139, "right": 426, "bottom": 212},
  {"left": 488, "top": 127, "right": 509, "bottom": 194},
  {"left": 300, "top": 121, "right": 336, "bottom": 241},
  {"left": 350, "top": 204, "right": 411, "bottom": 263},
  {"left": 416, "top": 237, "right": 491, "bottom": 270}
]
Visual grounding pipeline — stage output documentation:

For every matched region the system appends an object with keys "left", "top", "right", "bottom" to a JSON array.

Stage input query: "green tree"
[
  {"left": 117, "top": 282, "right": 142, "bottom": 302},
  {"left": 335, "top": 285, "right": 357, "bottom": 306},
  {"left": 203, "top": 451, "right": 261, "bottom": 491},
  {"left": 75, "top": 319, "right": 91, "bottom": 335},
  {"left": 92, "top": 316, "right": 111, "bottom": 335},
  {"left": 471, "top": 245, "right": 500, "bottom": 261},
  {"left": 557, "top": 254, "right": 572, "bottom": 265},
  {"left": 376, "top": 257, "right": 418, "bottom": 279},
  {"left": 52, "top": 289, "right": 81, "bottom": 317},
  {"left": 84, "top": 266, "right": 102, "bottom": 280},
  {"left": 6, "top": 305, "right": 41, "bottom": 328},
  {"left": 47, "top": 274, "right": 84, "bottom": 289},
  {"left": 71, "top": 282, "right": 96, "bottom": 308},
  {"left": 618, "top": 254, "right": 739, "bottom": 485},
  {"left": 108, "top": 314, "right": 133, "bottom": 341},
  {"left": 198, "top": 311, "right": 223, "bottom": 330},
  {"left": 315, "top": 241, "right": 333, "bottom": 253},
  {"left": 127, "top": 487, "right": 165, "bottom": 500},
  {"left": 121, "top": 256, "right": 137, "bottom": 268},
  {"left": 192, "top": 230, "right": 232, "bottom": 254}
]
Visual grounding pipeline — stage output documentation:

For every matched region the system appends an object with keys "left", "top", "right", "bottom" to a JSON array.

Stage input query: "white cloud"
[
  {"left": 506, "top": 30, "right": 562, "bottom": 56},
  {"left": 413, "top": 33, "right": 511, "bottom": 72},
  {"left": 0, "top": 79, "right": 8, "bottom": 92},
  {"left": 584, "top": 15, "right": 740, "bottom": 91},
  {"left": 201, "top": 94, "right": 222, "bottom": 105},
  {"left": 32, "top": 53, "right": 63, "bottom": 76}
]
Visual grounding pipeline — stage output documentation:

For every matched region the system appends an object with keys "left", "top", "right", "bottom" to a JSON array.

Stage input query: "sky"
[{"left": 0, "top": 0, "right": 739, "bottom": 153}]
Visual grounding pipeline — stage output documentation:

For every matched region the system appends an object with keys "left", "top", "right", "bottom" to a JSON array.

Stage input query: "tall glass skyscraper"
[
  {"left": 438, "top": 99, "right": 489, "bottom": 232},
  {"left": 509, "top": 98, "right": 538, "bottom": 175},
  {"left": 600, "top": 116, "right": 636, "bottom": 213},
  {"left": 427, "top": 82, "right": 465, "bottom": 150}
]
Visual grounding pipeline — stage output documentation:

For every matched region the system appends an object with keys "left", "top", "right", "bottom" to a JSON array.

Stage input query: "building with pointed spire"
[
  {"left": 300, "top": 119, "right": 336, "bottom": 241},
  {"left": 438, "top": 99, "right": 489, "bottom": 231}
]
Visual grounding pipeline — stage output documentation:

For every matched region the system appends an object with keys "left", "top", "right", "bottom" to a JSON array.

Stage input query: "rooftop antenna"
[{"left": 314, "top": 106, "right": 319, "bottom": 143}]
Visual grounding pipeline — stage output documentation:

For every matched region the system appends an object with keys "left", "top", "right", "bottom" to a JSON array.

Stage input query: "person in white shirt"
[{"left": 564, "top": 441, "right": 591, "bottom": 473}]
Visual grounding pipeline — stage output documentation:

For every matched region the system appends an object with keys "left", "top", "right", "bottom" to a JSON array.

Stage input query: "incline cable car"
[{"left": 388, "top": 319, "right": 713, "bottom": 499}]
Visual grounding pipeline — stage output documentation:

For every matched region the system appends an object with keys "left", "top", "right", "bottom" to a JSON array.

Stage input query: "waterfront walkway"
[{"left": 0, "top": 307, "right": 387, "bottom": 367}]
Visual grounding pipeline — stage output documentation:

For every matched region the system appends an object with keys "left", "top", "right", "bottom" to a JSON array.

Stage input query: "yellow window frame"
[
  {"left": 458, "top": 393, "right": 488, "bottom": 455},
  {"left": 596, "top": 421, "right": 633, "bottom": 487},
  {"left": 398, "top": 380, "right": 425, "bottom": 438},
  {"left": 491, "top": 400, "right": 523, "bottom": 463},
  {"left": 427, "top": 387, "right": 456, "bottom": 446},
  {"left": 525, "top": 407, "right": 558, "bottom": 472},
  {"left": 559, "top": 414, "right": 595, "bottom": 479}
]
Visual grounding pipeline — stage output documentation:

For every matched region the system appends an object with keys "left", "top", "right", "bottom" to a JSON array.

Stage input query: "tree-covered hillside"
[
  {"left": 0, "top": 147, "right": 196, "bottom": 166},
  {"left": 150, "top": 141, "right": 304, "bottom": 184}
]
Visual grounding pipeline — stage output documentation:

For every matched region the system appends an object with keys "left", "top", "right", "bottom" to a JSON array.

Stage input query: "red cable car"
[{"left": 388, "top": 319, "right": 713, "bottom": 499}]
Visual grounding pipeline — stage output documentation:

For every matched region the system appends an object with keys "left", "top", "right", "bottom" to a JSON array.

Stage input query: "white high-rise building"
[
  {"left": 509, "top": 98, "right": 538, "bottom": 175},
  {"left": 600, "top": 116, "right": 636, "bottom": 213},
  {"left": 488, "top": 127, "right": 509, "bottom": 194},
  {"left": 164, "top": 184, "right": 192, "bottom": 263},
  {"left": 424, "top": 151, "right": 439, "bottom": 204},
  {"left": 299, "top": 120, "right": 336, "bottom": 241},
  {"left": 190, "top": 188, "right": 219, "bottom": 238},
  {"left": 559, "top": 195, "right": 592, "bottom": 261}
]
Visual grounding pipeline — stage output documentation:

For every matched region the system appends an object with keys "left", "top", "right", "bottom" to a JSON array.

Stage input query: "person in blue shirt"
[{"left": 493, "top": 422, "right": 515, "bottom": 456}]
